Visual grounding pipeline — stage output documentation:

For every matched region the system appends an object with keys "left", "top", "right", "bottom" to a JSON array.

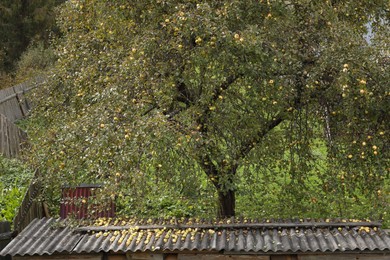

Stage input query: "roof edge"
[{"left": 75, "top": 221, "right": 382, "bottom": 232}]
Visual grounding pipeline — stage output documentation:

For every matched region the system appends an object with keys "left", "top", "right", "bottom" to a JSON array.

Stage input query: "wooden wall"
[
  {"left": 122, "top": 253, "right": 389, "bottom": 260},
  {"left": 0, "top": 77, "right": 45, "bottom": 158},
  {"left": 298, "top": 254, "right": 390, "bottom": 260},
  {"left": 178, "top": 255, "right": 270, "bottom": 260},
  {"left": 0, "top": 113, "right": 27, "bottom": 158},
  {"left": 0, "top": 77, "right": 45, "bottom": 122}
]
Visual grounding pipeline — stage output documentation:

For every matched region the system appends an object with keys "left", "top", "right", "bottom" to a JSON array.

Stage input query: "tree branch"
[
  {"left": 236, "top": 115, "right": 284, "bottom": 162},
  {"left": 198, "top": 74, "right": 241, "bottom": 133},
  {"left": 198, "top": 152, "right": 219, "bottom": 185},
  {"left": 176, "top": 80, "right": 194, "bottom": 106}
]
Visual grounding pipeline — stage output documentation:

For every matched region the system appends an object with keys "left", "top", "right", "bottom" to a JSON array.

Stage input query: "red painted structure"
[{"left": 60, "top": 184, "right": 115, "bottom": 219}]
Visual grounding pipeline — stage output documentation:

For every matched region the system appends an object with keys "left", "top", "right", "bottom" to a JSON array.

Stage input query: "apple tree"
[{"left": 27, "top": 0, "right": 389, "bottom": 218}]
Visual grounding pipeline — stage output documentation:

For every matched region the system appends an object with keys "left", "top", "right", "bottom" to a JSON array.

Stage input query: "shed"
[{"left": 1, "top": 217, "right": 389, "bottom": 260}]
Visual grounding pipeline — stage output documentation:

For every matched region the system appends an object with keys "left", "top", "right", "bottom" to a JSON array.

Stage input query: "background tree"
[
  {"left": 27, "top": 0, "right": 389, "bottom": 219},
  {"left": 0, "top": 0, "right": 64, "bottom": 87}
]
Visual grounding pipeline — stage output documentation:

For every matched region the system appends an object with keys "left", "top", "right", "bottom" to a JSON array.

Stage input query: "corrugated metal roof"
[{"left": 1, "top": 218, "right": 390, "bottom": 256}]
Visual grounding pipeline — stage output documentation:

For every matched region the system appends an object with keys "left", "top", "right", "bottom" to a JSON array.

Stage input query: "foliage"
[
  {"left": 27, "top": 0, "right": 389, "bottom": 220},
  {"left": 0, "top": 0, "right": 63, "bottom": 71},
  {"left": 0, "top": 156, "right": 34, "bottom": 222},
  {"left": 0, "top": 70, "right": 14, "bottom": 90},
  {"left": 0, "top": 0, "right": 64, "bottom": 88},
  {"left": 15, "top": 42, "right": 57, "bottom": 82}
]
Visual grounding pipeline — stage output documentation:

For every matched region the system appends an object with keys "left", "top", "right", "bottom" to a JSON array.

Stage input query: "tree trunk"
[
  {"left": 198, "top": 154, "right": 237, "bottom": 218},
  {"left": 218, "top": 189, "right": 235, "bottom": 218}
]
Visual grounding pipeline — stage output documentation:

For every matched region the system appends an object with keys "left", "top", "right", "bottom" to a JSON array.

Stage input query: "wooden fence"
[
  {"left": 12, "top": 177, "right": 44, "bottom": 234},
  {"left": 0, "top": 78, "right": 46, "bottom": 253},
  {"left": 0, "top": 77, "right": 45, "bottom": 158},
  {"left": 0, "top": 114, "right": 27, "bottom": 158},
  {"left": 0, "top": 76, "right": 45, "bottom": 122},
  {"left": 0, "top": 222, "right": 12, "bottom": 260}
]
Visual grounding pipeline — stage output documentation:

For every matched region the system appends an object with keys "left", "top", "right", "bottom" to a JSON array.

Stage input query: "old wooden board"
[
  {"left": 298, "top": 254, "right": 390, "bottom": 260},
  {"left": 179, "top": 255, "right": 270, "bottom": 260},
  {"left": 0, "top": 87, "right": 23, "bottom": 122},
  {"left": 0, "top": 113, "right": 26, "bottom": 158},
  {"left": 13, "top": 82, "right": 31, "bottom": 117}
]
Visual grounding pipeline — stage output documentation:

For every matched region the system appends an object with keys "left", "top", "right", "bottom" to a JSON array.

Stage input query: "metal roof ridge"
[{"left": 74, "top": 221, "right": 383, "bottom": 233}]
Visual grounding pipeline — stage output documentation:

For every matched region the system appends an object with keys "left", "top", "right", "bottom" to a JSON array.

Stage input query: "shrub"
[{"left": 0, "top": 156, "right": 34, "bottom": 222}]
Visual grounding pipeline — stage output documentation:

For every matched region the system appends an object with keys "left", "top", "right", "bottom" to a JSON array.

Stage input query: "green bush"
[
  {"left": 0, "top": 156, "right": 34, "bottom": 222},
  {"left": 0, "top": 71, "right": 15, "bottom": 90},
  {"left": 15, "top": 42, "right": 56, "bottom": 82}
]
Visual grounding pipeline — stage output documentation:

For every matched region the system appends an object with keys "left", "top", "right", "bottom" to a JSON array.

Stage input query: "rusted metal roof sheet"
[{"left": 1, "top": 218, "right": 390, "bottom": 256}]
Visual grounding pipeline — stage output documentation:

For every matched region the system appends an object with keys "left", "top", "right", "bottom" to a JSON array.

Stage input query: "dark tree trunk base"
[{"left": 218, "top": 189, "right": 235, "bottom": 218}]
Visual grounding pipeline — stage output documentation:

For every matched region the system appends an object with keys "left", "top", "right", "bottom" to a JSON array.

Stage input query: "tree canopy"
[
  {"left": 27, "top": 0, "right": 389, "bottom": 220},
  {"left": 0, "top": 0, "right": 64, "bottom": 72},
  {"left": 0, "top": 0, "right": 65, "bottom": 91}
]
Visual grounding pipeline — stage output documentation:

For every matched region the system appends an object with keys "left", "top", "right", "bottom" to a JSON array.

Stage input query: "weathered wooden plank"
[
  {"left": 179, "top": 255, "right": 270, "bottom": 260},
  {"left": 13, "top": 83, "right": 30, "bottom": 116},
  {"left": 0, "top": 113, "right": 26, "bottom": 158},
  {"left": 271, "top": 256, "right": 297, "bottom": 260},
  {"left": 8, "top": 120, "right": 17, "bottom": 157},
  {"left": 298, "top": 254, "right": 390, "bottom": 260},
  {"left": 108, "top": 254, "right": 126, "bottom": 260},
  {"left": 13, "top": 179, "right": 43, "bottom": 234},
  {"left": 0, "top": 77, "right": 44, "bottom": 122},
  {"left": 0, "top": 87, "right": 22, "bottom": 121},
  {"left": 126, "top": 253, "right": 163, "bottom": 260},
  {"left": 0, "top": 91, "right": 9, "bottom": 116},
  {"left": 3, "top": 115, "right": 10, "bottom": 157},
  {"left": 0, "top": 115, "right": 5, "bottom": 157}
]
